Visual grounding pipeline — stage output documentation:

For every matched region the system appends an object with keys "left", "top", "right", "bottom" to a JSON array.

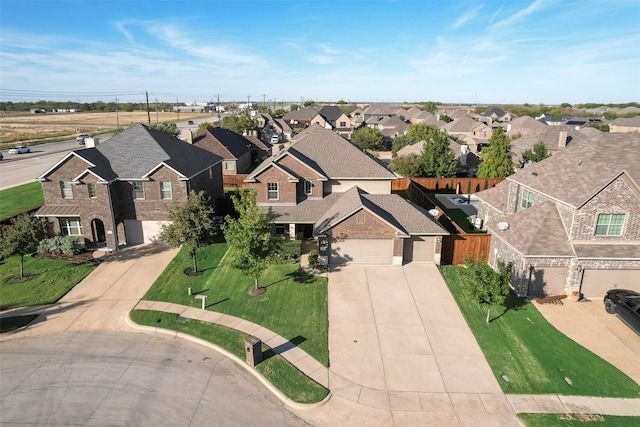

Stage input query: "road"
[
  {"left": 0, "top": 331, "right": 309, "bottom": 426},
  {"left": 0, "top": 138, "right": 108, "bottom": 190}
]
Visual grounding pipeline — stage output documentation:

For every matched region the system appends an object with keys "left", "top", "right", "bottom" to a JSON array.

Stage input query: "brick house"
[
  {"left": 35, "top": 124, "right": 223, "bottom": 250},
  {"left": 192, "top": 127, "right": 256, "bottom": 175},
  {"left": 310, "top": 105, "right": 353, "bottom": 137},
  {"left": 475, "top": 132, "right": 640, "bottom": 299},
  {"left": 245, "top": 124, "right": 448, "bottom": 265}
]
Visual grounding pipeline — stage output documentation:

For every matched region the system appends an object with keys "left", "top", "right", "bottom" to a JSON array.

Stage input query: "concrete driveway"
[
  {"left": 291, "top": 263, "right": 520, "bottom": 427},
  {"left": 536, "top": 299, "right": 640, "bottom": 385}
]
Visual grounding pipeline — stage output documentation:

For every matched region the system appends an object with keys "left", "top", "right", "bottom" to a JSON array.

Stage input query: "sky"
[{"left": 1, "top": 0, "right": 639, "bottom": 105}]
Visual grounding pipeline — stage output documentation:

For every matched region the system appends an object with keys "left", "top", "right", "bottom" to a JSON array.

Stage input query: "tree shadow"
[
  {"left": 490, "top": 292, "right": 529, "bottom": 322},
  {"left": 286, "top": 268, "right": 317, "bottom": 285},
  {"left": 261, "top": 335, "right": 307, "bottom": 361}
]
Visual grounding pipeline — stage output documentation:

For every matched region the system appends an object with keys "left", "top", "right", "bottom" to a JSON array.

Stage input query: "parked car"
[
  {"left": 77, "top": 134, "right": 91, "bottom": 144},
  {"left": 187, "top": 120, "right": 194, "bottom": 125},
  {"left": 270, "top": 134, "right": 280, "bottom": 143},
  {"left": 8, "top": 145, "right": 30, "bottom": 154},
  {"left": 604, "top": 289, "right": 640, "bottom": 334},
  {"left": 0, "top": 151, "right": 3, "bottom": 160}
]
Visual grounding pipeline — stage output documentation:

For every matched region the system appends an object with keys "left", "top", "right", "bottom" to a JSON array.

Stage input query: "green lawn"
[
  {"left": 440, "top": 265, "right": 640, "bottom": 398},
  {"left": 519, "top": 413, "right": 640, "bottom": 426},
  {"left": 0, "top": 255, "right": 96, "bottom": 310},
  {"left": 0, "top": 181, "right": 44, "bottom": 221},
  {"left": 141, "top": 243, "right": 329, "bottom": 366}
]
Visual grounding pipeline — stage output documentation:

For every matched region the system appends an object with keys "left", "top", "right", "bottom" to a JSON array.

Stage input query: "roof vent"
[
  {"left": 532, "top": 171, "right": 538, "bottom": 176},
  {"left": 497, "top": 222, "right": 510, "bottom": 231}
]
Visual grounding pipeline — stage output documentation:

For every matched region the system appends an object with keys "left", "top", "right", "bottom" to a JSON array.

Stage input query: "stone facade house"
[
  {"left": 475, "top": 132, "right": 640, "bottom": 299},
  {"left": 35, "top": 124, "right": 223, "bottom": 250},
  {"left": 245, "top": 125, "right": 448, "bottom": 265}
]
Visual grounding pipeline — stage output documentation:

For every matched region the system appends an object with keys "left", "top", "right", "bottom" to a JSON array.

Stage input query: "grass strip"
[
  {"left": 440, "top": 265, "right": 640, "bottom": 398},
  {"left": 130, "top": 309, "right": 328, "bottom": 404},
  {"left": 519, "top": 413, "right": 640, "bottom": 426},
  {"left": 0, "top": 255, "right": 96, "bottom": 310},
  {"left": 0, "top": 181, "right": 44, "bottom": 220}
]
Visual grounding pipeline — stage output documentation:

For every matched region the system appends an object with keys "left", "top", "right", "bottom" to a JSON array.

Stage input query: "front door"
[{"left": 91, "top": 219, "right": 106, "bottom": 243}]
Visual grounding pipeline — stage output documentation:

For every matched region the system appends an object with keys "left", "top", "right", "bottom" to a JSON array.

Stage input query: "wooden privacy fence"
[
  {"left": 223, "top": 174, "right": 250, "bottom": 189},
  {"left": 392, "top": 177, "right": 503, "bottom": 193},
  {"left": 441, "top": 234, "right": 492, "bottom": 266}
]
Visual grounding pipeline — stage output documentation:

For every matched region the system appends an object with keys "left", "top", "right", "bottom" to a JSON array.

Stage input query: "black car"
[{"left": 604, "top": 289, "right": 640, "bottom": 334}]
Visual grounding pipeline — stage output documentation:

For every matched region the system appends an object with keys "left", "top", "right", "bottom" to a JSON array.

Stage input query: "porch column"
[{"left": 289, "top": 224, "right": 296, "bottom": 240}]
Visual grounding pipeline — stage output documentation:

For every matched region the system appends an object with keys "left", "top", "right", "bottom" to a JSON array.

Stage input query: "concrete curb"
[{"left": 125, "top": 312, "right": 332, "bottom": 411}]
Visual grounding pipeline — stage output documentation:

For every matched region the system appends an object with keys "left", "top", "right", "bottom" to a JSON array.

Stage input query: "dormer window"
[
  {"left": 521, "top": 189, "right": 533, "bottom": 209},
  {"left": 595, "top": 213, "right": 625, "bottom": 236}
]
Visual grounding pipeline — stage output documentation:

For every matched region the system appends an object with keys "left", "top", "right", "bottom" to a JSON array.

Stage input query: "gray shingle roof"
[
  {"left": 286, "top": 124, "right": 395, "bottom": 179},
  {"left": 442, "top": 116, "right": 483, "bottom": 133},
  {"left": 192, "top": 127, "right": 253, "bottom": 159},
  {"left": 508, "top": 132, "right": 640, "bottom": 207},
  {"left": 317, "top": 105, "right": 345, "bottom": 122},
  {"left": 282, "top": 107, "right": 319, "bottom": 122},
  {"left": 573, "top": 243, "right": 640, "bottom": 260}
]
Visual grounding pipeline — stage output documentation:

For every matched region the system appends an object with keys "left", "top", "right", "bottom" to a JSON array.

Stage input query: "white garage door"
[
  {"left": 123, "top": 220, "right": 168, "bottom": 245},
  {"left": 581, "top": 269, "right": 640, "bottom": 299},
  {"left": 403, "top": 236, "right": 435, "bottom": 263},
  {"left": 527, "top": 267, "right": 567, "bottom": 297},
  {"left": 330, "top": 239, "right": 393, "bottom": 265}
]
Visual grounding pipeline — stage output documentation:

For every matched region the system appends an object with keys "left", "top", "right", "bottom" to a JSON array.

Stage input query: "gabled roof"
[
  {"left": 610, "top": 116, "right": 640, "bottom": 127},
  {"left": 244, "top": 134, "right": 271, "bottom": 151},
  {"left": 192, "top": 127, "right": 253, "bottom": 159},
  {"left": 282, "top": 107, "right": 319, "bottom": 122},
  {"left": 39, "top": 123, "right": 223, "bottom": 182},
  {"left": 507, "top": 115, "right": 547, "bottom": 134},
  {"left": 507, "top": 132, "right": 640, "bottom": 207},
  {"left": 362, "top": 103, "right": 399, "bottom": 116},
  {"left": 487, "top": 201, "right": 574, "bottom": 257},
  {"left": 481, "top": 108, "right": 507, "bottom": 118},
  {"left": 317, "top": 105, "right": 346, "bottom": 122},
  {"left": 442, "top": 116, "right": 485, "bottom": 133},
  {"left": 314, "top": 187, "right": 447, "bottom": 236}
]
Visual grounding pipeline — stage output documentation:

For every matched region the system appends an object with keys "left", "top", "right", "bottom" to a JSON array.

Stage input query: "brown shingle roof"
[{"left": 34, "top": 205, "right": 80, "bottom": 217}]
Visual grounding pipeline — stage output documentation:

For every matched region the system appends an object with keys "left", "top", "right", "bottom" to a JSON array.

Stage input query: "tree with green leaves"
[
  {"left": 420, "top": 101, "right": 438, "bottom": 113},
  {"left": 419, "top": 128, "right": 457, "bottom": 177},
  {"left": 223, "top": 189, "right": 275, "bottom": 294},
  {"left": 159, "top": 191, "right": 217, "bottom": 274},
  {"left": 289, "top": 104, "right": 299, "bottom": 111},
  {"left": 220, "top": 113, "right": 257, "bottom": 135},
  {"left": 406, "top": 122, "right": 440, "bottom": 144},
  {"left": 197, "top": 121, "right": 216, "bottom": 132},
  {"left": 0, "top": 214, "right": 48, "bottom": 278},
  {"left": 148, "top": 122, "right": 180, "bottom": 137},
  {"left": 350, "top": 126, "right": 383, "bottom": 150},
  {"left": 522, "top": 141, "right": 550, "bottom": 165},
  {"left": 389, "top": 154, "right": 421, "bottom": 177},
  {"left": 477, "top": 128, "right": 514, "bottom": 178},
  {"left": 464, "top": 258, "right": 513, "bottom": 323},
  {"left": 391, "top": 135, "right": 413, "bottom": 156}
]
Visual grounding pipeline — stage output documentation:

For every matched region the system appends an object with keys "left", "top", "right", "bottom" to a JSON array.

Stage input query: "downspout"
[{"left": 107, "top": 182, "right": 119, "bottom": 251}]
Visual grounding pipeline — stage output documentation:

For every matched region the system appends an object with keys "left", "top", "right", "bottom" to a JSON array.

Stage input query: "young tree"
[
  {"left": 389, "top": 154, "right": 421, "bottom": 177},
  {"left": 223, "top": 189, "right": 275, "bottom": 293},
  {"left": 406, "top": 122, "right": 441, "bottom": 144},
  {"left": 350, "top": 126, "right": 383, "bottom": 150},
  {"left": 1, "top": 214, "right": 48, "bottom": 278},
  {"left": 419, "top": 129, "right": 457, "bottom": 177},
  {"left": 159, "top": 191, "right": 217, "bottom": 274},
  {"left": 477, "top": 128, "right": 515, "bottom": 178},
  {"left": 197, "top": 121, "right": 216, "bottom": 132},
  {"left": 391, "top": 135, "right": 413, "bottom": 156},
  {"left": 420, "top": 101, "right": 438, "bottom": 113},
  {"left": 522, "top": 141, "right": 550, "bottom": 165},
  {"left": 464, "top": 258, "right": 513, "bottom": 323}
]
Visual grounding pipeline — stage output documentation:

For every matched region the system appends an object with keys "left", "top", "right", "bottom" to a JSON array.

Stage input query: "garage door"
[
  {"left": 581, "top": 269, "right": 640, "bottom": 299},
  {"left": 403, "top": 236, "right": 435, "bottom": 263},
  {"left": 329, "top": 238, "right": 393, "bottom": 265},
  {"left": 527, "top": 267, "right": 567, "bottom": 297},
  {"left": 123, "top": 220, "right": 168, "bottom": 245}
]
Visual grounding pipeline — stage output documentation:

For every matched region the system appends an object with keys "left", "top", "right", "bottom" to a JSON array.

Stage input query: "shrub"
[
  {"left": 38, "top": 236, "right": 80, "bottom": 256},
  {"left": 308, "top": 249, "right": 319, "bottom": 270},
  {"left": 273, "top": 239, "right": 302, "bottom": 264}
]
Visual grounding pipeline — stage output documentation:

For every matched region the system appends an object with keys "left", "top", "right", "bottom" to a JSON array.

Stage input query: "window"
[
  {"left": 304, "top": 180, "right": 312, "bottom": 195},
  {"left": 275, "top": 224, "right": 286, "bottom": 236},
  {"left": 595, "top": 213, "right": 625, "bottom": 236},
  {"left": 340, "top": 121, "right": 346, "bottom": 127},
  {"left": 160, "top": 181, "right": 172, "bottom": 200},
  {"left": 225, "top": 161, "right": 235, "bottom": 171},
  {"left": 60, "top": 181, "right": 73, "bottom": 199},
  {"left": 132, "top": 181, "right": 145, "bottom": 199},
  {"left": 521, "top": 189, "right": 533, "bottom": 209},
  {"left": 267, "top": 182, "right": 279, "bottom": 200},
  {"left": 87, "top": 183, "right": 97, "bottom": 198},
  {"left": 60, "top": 218, "right": 82, "bottom": 236}
]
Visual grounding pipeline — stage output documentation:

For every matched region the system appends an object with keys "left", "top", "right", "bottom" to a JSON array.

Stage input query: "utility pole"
[
  {"left": 176, "top": 97, "right": 179, "bottom": 121},
  {"left": 155, "top": 97, "right": 158, "bottom": 123},
  {"left": 115, "top": 97, "right": 119, "bottom": 129},
  {"left": 145, "top": 91, "right": 151, "bottom": 124},
  {"left": 247, "top": 95, "right": 250, "bottom": 112},
  {"left": 262, "top": 94, "right": 266, "bottom": 110},
  {"left": 217, "top": 94, "right": 221, "bottom": 124}
]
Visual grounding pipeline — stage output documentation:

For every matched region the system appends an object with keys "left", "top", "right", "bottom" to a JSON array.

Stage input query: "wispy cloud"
[
  {"left": 452, "top": 4, "right": 484, "bottom": 29},
  {"left": 488, "top": 0, "right": 548, "bottom": 32}
]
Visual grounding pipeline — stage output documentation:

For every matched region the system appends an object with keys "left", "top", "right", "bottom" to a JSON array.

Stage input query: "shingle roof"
[
  {"left": 475, "top": 180, "right": 510, "bottom": 214},
  {"left": 506, "top": 116, "right": 547, "bottom": 134},
  {"left": 482, "top": 108, "right": 507, "bottom": 118},
  {"left": 285, "top": 124, "right": 395, "bottom": 179},
  {"left": 573, "top": 243, "right": 640, "bottom": 260},
  {"left": 313, "top": 187, "right": 447, "bottom": 236},
  {"left": 317, "top": 105, "right": 345, "bottom": 122},
  {"left": 192, "top": 127, "right": 253, "bottom": 159},
  {"left": 282, "top": 107, "right": 319, "bottom": 122},
  {"left": 508, "top": 132, "right": 640, "bottom": 207},
  {"left": 486, "top": 200, "right": 574, "bottom": 257},
  {"left": 610, "top": 116, "right": 640, "bottom": 127},
  {"left": 442, "top": 116, "right": 483, "bottom": 133}
]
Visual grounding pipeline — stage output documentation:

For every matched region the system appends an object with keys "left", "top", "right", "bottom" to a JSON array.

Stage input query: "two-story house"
[
  {"left": 441, "top": 116, "right": 492, "bottom": 152},
  {"left": 310, "top": 105, "right": 353, "bottom": 137},
  {"left": 192, "top": 127, "right": 255, "bottom": 175},
  {"left": 35, "top": 124, "right": 224, "bottom": 250},
  {"left": 244, "top": 125, "right": 448, "bottom": 265},
  {"left": 475, "top": 132, "right": 640, "bottom": 299}
]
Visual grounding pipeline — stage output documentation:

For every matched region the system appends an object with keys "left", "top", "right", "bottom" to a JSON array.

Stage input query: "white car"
[
  {"left": 8, "top": 145, "right": 30, "bottom": 154},
  {"left": 270, "top": 134, "right": 280, "bottom": 143},
  {"left": 77, "top": 134, "right": 91, "bottom": 144}
]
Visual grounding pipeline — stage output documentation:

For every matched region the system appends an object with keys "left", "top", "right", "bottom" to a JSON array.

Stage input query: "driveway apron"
[{"left": 294, "top": 263, "right": 520, "bottom": 427}]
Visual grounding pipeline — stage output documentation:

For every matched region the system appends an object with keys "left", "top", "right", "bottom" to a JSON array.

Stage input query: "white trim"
[{"left": 37, "top": 152, "right": 95, "bottom": 180}]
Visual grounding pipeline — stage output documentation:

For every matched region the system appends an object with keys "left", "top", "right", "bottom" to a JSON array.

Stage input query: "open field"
[{"left": 0, "top": 111, "right": 209, "bottom": 145}]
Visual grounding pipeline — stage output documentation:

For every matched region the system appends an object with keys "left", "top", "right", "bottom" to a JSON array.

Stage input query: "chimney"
[
  {"left": 558, "top": 130, "right": 568, "bottom": 150},
  {"left": 85, "top": 137, "right": 98, "bottom": 148}
]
